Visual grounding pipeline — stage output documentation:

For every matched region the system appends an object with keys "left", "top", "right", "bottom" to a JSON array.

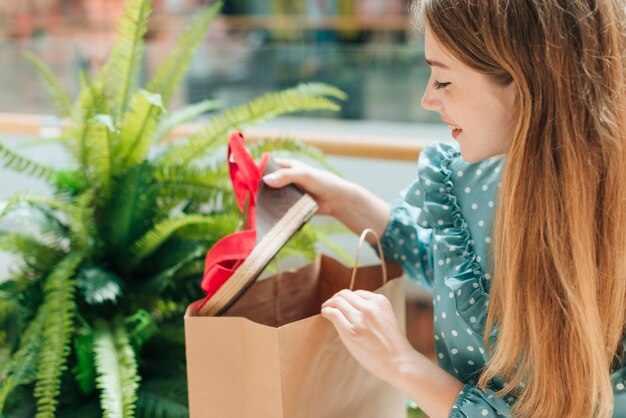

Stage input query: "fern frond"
[
  {"left": 143, "top": 245, "right": 205, "bottom": 294},
  {"left": 0, "top": 194, "right": 71, "bottom": 224},
  {"left": 176, "top": 256, "right": 204, "bottom": 276},
  {"left": 129, "top": 214, "right": 219, "bottom": 266},
  {"left": 276, "top": 223, "right": 318, "bottom": 262},
  {"left": 0, "top": 141, "right": 54, "bottom": 179},
  {"left": 124, "top": 310, "right": 157, "bottom": 352},
  {"left": 71, "top": 71, "right": 107, "bottom": 123},
  {"left": 72, "top": 327, "right": 97, "bottom": 395},
  {"left": 0, "top": 232, "right": 65, "bottom": 272},
  {"left": 315, "top": 232, "right": 355, "bottom": 266},
  {"left": 67, "top": 192, "right": 97, "bottom": 255},
  {"left": 33, "top": 252, "right": 82, "bottom": 418},
  {"left": 114, "top": 90, "right": 164, "bottom": 174},
  {"left": 172, "top": 212, "right": 238, "bottom": 241},
  {"left": 84, "top": 115, "right": 115, "bottom": 198},
  {"left": 76, "top": 268, "right": 122, "bottom": 305},
  {"left": 311, "top": 219, "right": 355, "bottom": 265},
  {"left": 153, "top": 163, "right": 228, "bottom": 204},
  {"left": 103, "top": 163, "right": 157, "bottom": 253},
  {"left": 59, "top": 73, "right": 106, "bottom": 170},
  {"left": 159, "top": 82, "right": 346, "bottom": 165},
  {"left": 93, "top": 318, "right": 140, "bottom": 418},
  {"left": 145, "top": 1, "right": 222, "bottom": 106},
  {"left": 136, "top": 382, "right": 188, "bottom": 418},
  {"left": 101, "top": 0, "right": 153, "bottom": 116},
  {"left": 153, "top": 99, "right": 221, "bottom": 143},
  {"left": 247, "top": 137, "right": 340, "bottom": 174},
  {"left": 23, "top": 51, "right": 72, "bottom": 118},
  {"left": 0, "top": 308, "right": 45, "bottom": 412}
]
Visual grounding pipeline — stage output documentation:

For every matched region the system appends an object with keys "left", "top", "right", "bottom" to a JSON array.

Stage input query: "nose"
[{"left": 421, "top": 81, "right": 443, "bottom": 112}]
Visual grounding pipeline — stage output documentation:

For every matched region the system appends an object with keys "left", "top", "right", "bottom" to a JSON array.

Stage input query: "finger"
[
  {"left": 321, "top": 306, "right": 354, "bottom": 333},
  {"left": 353, "top": 289, "right": 377, "bottom": 300},
  {"left": 273, "top": 157, "right": 298, "bottom": 168},
  {"left": 262, "top": 167, "right": 312, "bottom": 189},
  {"left": 329, "top": 289, "right": 371, "bottom": 312},
  {"left": 323, "top": 294, "right": 363, "bottom": 325}
]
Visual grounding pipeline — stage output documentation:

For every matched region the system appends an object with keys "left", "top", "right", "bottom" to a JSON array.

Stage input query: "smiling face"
[{"left": 421, "top": 25, "right": 518, "bottom": 163}]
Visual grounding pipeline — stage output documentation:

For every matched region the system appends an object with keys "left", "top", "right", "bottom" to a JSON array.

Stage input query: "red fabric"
[{"left": 198, "top": 132, "right": 271, "bottom": 309}]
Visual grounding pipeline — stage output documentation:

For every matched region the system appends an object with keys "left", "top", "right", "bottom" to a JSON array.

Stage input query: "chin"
[
  {"left": 458, "top": 147, "right": 484, "bottom": 164},
  {"left": 458, "top": 142, "right": 504, "bottom": 164}
]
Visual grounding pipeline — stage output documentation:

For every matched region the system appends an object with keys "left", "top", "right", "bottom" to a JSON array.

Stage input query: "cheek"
[{"left": 456, "top": 95, "right": 513, "bottom": 160}]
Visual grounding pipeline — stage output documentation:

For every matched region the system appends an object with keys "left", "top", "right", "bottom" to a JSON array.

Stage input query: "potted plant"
[{"left": 0, "top": 0, "right": 347, "bottom": 416}]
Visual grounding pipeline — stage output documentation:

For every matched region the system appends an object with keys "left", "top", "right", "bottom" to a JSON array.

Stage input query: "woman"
[{"left": 263, "top": 0, "right": 626, "bottom": 416}]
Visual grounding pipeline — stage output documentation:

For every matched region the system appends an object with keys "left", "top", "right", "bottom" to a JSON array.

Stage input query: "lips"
[
  {"left": 442, "top": 119, "right": 463, "bottom": 139},
  {"left": 442, "top": 119, "right": 460, "bottom": 129}
]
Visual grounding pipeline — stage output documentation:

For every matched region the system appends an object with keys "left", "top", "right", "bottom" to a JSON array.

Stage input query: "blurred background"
[
  {"left": 0, "top": 0, "right": 449, "bottom": 358},
  {"left": 0, "top": 0, "right": 440, "bottom": 122}
]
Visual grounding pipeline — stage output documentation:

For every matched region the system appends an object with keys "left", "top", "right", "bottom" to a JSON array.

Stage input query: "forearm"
[
  {"left": 332, "top": 182, "right": 391, "bottom": 244},
  {"left": 391, "top": 349, "right": 464, "bottom": 418}
]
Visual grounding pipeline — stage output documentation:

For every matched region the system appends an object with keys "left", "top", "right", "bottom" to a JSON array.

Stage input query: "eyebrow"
[{"left": 425, "top": 58, "right": 450, "bottom": 69}]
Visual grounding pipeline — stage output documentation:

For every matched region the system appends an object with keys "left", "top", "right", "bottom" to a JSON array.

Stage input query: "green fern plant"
[{"left": 0, "top": 1, "right": 347, "bottom": 416}]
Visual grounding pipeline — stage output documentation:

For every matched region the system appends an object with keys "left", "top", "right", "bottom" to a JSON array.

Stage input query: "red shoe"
[{"left": 196, "top": 132, "right": 318, "bottom": 316}]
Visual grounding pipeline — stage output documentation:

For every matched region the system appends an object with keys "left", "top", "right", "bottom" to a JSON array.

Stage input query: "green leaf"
[
  {"left": 85, "top": 115, "right": 115, "bottom": 199},
  {"left": 67, "top": 192, "right": 97, "bottom": 255},
  {"left": 76, "top": 267, "right": 123, "bottom": 305},
  {"left": 145, "top": 2, "right": 222, "bottom": 106},
  {"left": 153, "top": 99, "right": 221, "bottom": 143},
  {"left": 124, "top": 310, "right": 157, "bottom": 352},
  {"left": 0, "top": 140, "right": 54, "bottom": 179},
  {"left": 159, "top": 82, "right": 346, "bottom": 165},
  {"left": 312, "top": 220, "right": 354, "bottom": 265},
  {"left": 275, "top": 223, "right": 319, "bottom": 262},
  {"left": 101, "top": 0, "right": 153, "bottom": 116},
  {"left": 72, "top": 327, "right": 97, "bottom": 395},
  {"left": 136, "top": 386, "right": 188, "bottom": 418},
  {"left": 153, "top": 163, "right": 228, "bottom": 206},
  {"left": 129, "top": 214, "right": 219, "bottom": 267},
  {"left": 142, "top": 244, "right": 205, "bottom": 294},
  {"left": 23, "top": 51, "right": 72, "bottom": 118},
  {"left": 33, "top": 252, "right": 83, "bottom": 418},
  {"left": 51, "top": 169, "right": 89, "bottom": 196},
  {"left": 316, "top": 232, "right": 355, "bottom": 266},
  {"left": 0, "top": 194, "right": 72, "bottom": 224},
  {"left": 104, "top": 163, "right": 157, "bottom": 254},
  {"left": 93, "top": 318, "right": 140, "bottom": 418},
  {"left": 0, "top": 232, "right": 65, "bottom": 272},
  {"left": 64, "top": 73, "right": 108, "bottom": 167},
  {"left": 73, "top": 70, "right": 107, "bottom": 120},
  {"left": 0, "top": 308, "right": 45, "bottom": 412},
  {"left": 114, "top": 90, "right": 164, "bottom": 174}
]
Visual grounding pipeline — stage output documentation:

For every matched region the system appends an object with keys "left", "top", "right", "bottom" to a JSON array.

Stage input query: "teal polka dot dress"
[{"left": 377, "top": 142, "right": 626, "bottom": 417}]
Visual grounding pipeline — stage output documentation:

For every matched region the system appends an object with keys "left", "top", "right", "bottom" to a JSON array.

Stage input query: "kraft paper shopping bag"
[{"left": 184, "top": 230, "right": 408, "bottom": 418}]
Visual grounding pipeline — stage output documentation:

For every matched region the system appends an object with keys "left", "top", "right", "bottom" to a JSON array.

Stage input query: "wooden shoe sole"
[{"left": 198, "top": 193, "right": 318, "bottom": 316}]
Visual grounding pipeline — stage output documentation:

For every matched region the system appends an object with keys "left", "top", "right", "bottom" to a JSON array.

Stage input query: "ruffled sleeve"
[
  {"left": 374, "top": 142, "right": 498, "bottom": 333},
  {"left": 376, "top": 180, "right": 436, "bottom": 290},
  {"left": 449, "top": 384, "right": 512, "bottom": 417},
  {"left": 417, "top": 142, "right": 493, "bottom": 335},
  {"left": 369, "top": 140, "right": 436, "bottom": 289}
]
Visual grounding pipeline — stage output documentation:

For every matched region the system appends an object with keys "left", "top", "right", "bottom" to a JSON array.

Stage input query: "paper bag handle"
[{"left": 349, "top": 228, "right": 388, "bottom": 290}]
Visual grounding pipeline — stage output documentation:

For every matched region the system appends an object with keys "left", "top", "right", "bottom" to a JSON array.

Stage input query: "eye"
[{"left": 433, "top": 80, "right": 451, "bottom": 90}]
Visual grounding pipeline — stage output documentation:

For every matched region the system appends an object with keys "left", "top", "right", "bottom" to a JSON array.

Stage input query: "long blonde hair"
[{"left": 415, "top": 0, "right": 626, "bottom": 416}]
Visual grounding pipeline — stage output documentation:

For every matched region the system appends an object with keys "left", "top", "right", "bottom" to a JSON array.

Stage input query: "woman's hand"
[
  {"left": 262, "top": 158, "right": 353, "bottom": 216},
  {"left": 320, "top": 288, "right": 415, "bottom": 385},
  {"left": 263, "top": 158, "right": 392, "bottom": 242},
  {"left": 321, "top": 289, "right": 465, "bottom": 418}
]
